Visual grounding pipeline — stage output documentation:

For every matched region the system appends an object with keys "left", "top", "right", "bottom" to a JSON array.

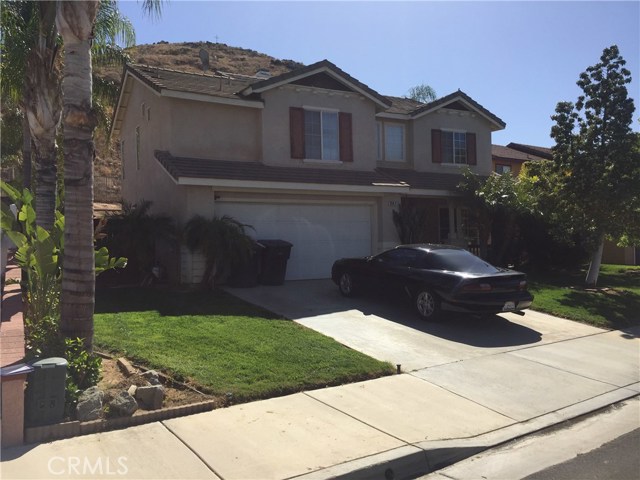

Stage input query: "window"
[
  {"left": 442, "top": 131, "right": 467, "bottom": 164},
  {"left": 495, "top": 164, "right": 512, "bottom": 174},
  {"left": 135, "top": 126, "right": 141, "bottom": 170},
  {"left": 304, "top": 110, "right": 339, "bottom": 160},
  {"left": 432, "top": 129, "right": 476, "bottom": 165},
  {"left": 290, "top": 107, "right": 353, "bottom": 162},
  {"left": 377, "top": 123, "right": 405, "bottom": 162}
]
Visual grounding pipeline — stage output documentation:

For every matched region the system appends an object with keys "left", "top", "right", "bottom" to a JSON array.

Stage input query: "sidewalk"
[{"left": 1, "top": 321, "right": 638, "bottom": 479}]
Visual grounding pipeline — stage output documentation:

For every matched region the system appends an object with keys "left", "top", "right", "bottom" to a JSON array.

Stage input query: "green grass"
[
  {"left": 525, "top": 264, "right": 640, "bottom": 329},
  {"left": 94, "top": 287, "right": 394, "bottom": 401}
]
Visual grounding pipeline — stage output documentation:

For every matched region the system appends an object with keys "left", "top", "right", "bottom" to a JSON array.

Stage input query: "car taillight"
[
  {"left": 519, "top": 280, "right": 527, "bottom": 290},
  {"left": 463, "top": 283, "right": 492, "bottom": 292}
]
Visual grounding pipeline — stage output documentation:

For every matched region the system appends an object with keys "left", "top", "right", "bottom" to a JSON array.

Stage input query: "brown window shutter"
[
  {"left": 467, "top": 133, "right": 477, "bottom": 165},
  {"left": 339, "top": 112, "right": 353, "bottom": 162},
  {"left": 431, "top": 129, "right": 442, "bottom": 163},
  {"left": 290, "top": 107, "right": 305, "bottom": 159}
]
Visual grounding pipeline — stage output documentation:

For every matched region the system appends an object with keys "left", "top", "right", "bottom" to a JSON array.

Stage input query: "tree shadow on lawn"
[
  {"left": 95, "top": 286, "right": 283, "bottom": 319},
  {"left": 557, "top": 289, "right": 640, "bottom": 329}
]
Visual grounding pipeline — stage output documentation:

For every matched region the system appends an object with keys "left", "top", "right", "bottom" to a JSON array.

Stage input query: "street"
[{"left": 523, "top": 428, "right": 640, "bottom": 480}]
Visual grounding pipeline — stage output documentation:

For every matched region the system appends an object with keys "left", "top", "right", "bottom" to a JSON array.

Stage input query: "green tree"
[
  {"left": 550, "top": 45, "right": 638, "bottom": 286},
  {"left": 457, "top": 168, "right": 531, "bottom": 263},
  {"left": 406, "top": 83, "right": 437, "bottom": 103},
  {"left": 183, "top": 215, "right": 255, "bottom": 289}
]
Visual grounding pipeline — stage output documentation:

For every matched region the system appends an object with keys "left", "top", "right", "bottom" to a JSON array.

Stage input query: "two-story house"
[{"left": 111, "top": 60, "right": 506, "bottom": 283}]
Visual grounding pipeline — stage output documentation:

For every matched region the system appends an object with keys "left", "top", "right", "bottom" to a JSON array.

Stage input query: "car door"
[{"left": 368, "top": 248, "right": 415, "bottom": 297}]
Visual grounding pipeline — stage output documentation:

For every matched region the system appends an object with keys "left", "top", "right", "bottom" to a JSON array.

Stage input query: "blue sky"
[{"left": 119, "top": 1, "right": 640, "bottom": 148}]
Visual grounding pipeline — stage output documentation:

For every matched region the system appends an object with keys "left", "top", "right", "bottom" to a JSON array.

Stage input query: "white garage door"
[{"left": 216, "top": 203, "right": 372, "bottom": 280}]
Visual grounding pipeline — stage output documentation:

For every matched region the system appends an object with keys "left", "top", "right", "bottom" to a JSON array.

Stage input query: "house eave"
[{"left": 175, "top": 177, "right": 409, "bottom": 194}]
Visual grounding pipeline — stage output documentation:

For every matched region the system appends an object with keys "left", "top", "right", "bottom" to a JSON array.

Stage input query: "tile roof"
[
  {"left": 412, "top": 90, "right": 506, "bottom": 129},
  {"left": 155, "top": 151, "right": 408, "bottom": 188},
  {"left": 492, "top": 145, "right": 548, "bottom": 163},
  {"left": 126, "top": 64, "right": 262, "bottom": 101},
  {"left": 506, "top": 143, "right": 553, "bottom": 160},
  {"left": 241, "top": 59, "right": 392, "bottom": 108},
  {"left": 376, "top": 167, "right": 466, "bottom": 192},
  {"left": 383, "top": 96, "right": 425, "bottom": 115}
]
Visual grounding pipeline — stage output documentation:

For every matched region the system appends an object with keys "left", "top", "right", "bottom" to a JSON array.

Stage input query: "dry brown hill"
[{"left": 95, "top": 42, "right": 304, "bottom": 203}]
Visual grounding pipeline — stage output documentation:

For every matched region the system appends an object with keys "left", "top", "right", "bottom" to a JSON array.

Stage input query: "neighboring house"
[
  {"left": 491, "top": 143, "right": 551, "bottom": 175},
  {"left": 111, "top": 60, "right": 506, "bottom": 283}
]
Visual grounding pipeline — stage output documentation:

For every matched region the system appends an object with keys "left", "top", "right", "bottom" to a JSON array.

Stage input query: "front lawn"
[
  {"left": 526, "top": 264, "right": 640, "bottom": 329},
  {"left": 94, "top": 287, "right": 394, "bottom": 401}
]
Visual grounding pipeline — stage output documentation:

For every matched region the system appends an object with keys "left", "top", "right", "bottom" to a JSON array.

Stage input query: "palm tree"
[
  {"left": 56, "top": 0, "right": 163, "bottom": 350},
  {"left": 1, "top": 0, "right": 135, "bottom": 229},
  {"left": 184, "top": 215, "right": 255, "bottom": 289},
  {"left": 1, "top": 1, "right": 60, "bottom": 230}
]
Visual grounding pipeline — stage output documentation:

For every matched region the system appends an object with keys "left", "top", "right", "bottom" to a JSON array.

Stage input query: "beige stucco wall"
[
  {"left": 120, "top": 79, "right": 185, "bottom": 219},
  {"left": 169, "top": 99, "right": 262, "bottom": 161},
  {"left": 261, "top": 85, "right": 378, "bottom": 170}
]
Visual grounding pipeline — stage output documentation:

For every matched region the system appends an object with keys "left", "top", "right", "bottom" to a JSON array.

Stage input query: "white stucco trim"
[
  {"left": 412, "top": 97, "right": 504, "bottom": 131},
  {"left": 161, "top": 90, "right": 264, "bottom": 109},
  {"left": 175, "top": 177, "right": 409, "bottom": 194}
]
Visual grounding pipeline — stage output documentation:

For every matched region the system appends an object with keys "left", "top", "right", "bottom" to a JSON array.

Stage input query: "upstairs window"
[
  {"left": 290, "top": 107, "right": 353, "bottom": 162},
  {"left": 304, "top": 110, "right": 339, "bottom": 160},
  {"left": 377, "top": 122, "right": 405, "bottom": 162},
  {"left": 432, "top": 129, "right": 476, "bottom": 165}
]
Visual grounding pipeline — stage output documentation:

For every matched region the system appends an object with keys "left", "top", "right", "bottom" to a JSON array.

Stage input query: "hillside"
[
  {"left": 94, "top": 42, "right": 304, "bottom": 203},
  {"left": 96, "top": 41, "right": 303, "bottom": 84}
]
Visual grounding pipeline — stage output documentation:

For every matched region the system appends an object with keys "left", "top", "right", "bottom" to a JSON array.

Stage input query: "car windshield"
[{"left": 423, "top": 249, "right": 500, "bottom": 274}]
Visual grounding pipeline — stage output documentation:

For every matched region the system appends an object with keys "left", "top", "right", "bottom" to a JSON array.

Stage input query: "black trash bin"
[
  {"left": 227, "top": 242, "right": 265, "bottom": 287},
  {"left": 257, "top": 240, "right": 293, "bottom": 285},
  {"left": 24, "top": 357, "right": 68, "bottom": 427}
]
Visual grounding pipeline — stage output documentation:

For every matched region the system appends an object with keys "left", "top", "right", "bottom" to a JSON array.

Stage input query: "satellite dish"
[{"left": 199, "top": 49, "right": 210, "bottom": 72}]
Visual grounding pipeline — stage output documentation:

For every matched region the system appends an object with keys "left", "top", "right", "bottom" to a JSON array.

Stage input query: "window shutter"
[
  {"left": 290, "top": 107, "right": 305, "bottom": 159},
  {"left": 339, "top": 112, "right": 353, "bottom": 162},
  {"left": 431, "top": 129, "right": 442, "bottom": 163},
  {"left": 467, "top": 133, "right": 477, "bottom": 165}
]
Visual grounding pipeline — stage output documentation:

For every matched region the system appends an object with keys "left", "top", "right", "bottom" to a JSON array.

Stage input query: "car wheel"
[
  {"left": 415, "top": 288, "right": 440, "bottom": 320},
  {"left": 338, "top": 272, "right": 356, "bottom": 297}
]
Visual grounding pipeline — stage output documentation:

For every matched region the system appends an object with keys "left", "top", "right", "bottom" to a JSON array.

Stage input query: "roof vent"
[{"left": 255, "top": 69, "right": 271, "bottom": 79}]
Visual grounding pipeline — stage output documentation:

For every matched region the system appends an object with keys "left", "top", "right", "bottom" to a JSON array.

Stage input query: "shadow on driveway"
[{"left": 227, "top": 279, "right": 543, "bottom": 349}]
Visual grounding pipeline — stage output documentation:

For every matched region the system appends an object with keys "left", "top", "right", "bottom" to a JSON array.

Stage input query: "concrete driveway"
[{"left": 226, "top": 279, "right": 608, "bottom": 371}]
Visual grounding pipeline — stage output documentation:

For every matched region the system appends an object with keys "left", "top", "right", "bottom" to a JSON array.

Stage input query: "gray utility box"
[{"left": 24, "top": 357, "right": 68, "bottom": 427}]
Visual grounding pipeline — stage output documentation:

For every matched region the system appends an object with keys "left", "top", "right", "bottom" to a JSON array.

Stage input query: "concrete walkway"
[{"left": 2, "top": 281, "right": 639, "bottom": 480}]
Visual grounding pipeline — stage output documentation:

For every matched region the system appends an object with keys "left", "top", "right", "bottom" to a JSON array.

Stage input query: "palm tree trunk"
[
  {"left": 25, "top": 1, "right": 60, "bottom": 231},
  {"left": 57, "top": 1, "right": 99, "bottom": 351},
  {"left": 21, "top": 114, "right": 32, "bottom": 190}
]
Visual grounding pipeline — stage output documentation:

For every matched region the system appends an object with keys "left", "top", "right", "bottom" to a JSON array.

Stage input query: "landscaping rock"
[
  {"left": 108, "top": 391, "right": 138, "bottom": 417},
  {"left": 135, "top": 385, "right": 165, "bottom": 410},
  {"left": 140, "top": 370, "right": 162, "bottom": 386},
  {"left": 76, "top": 386, "right": 104, "bottom": 422},
  {"left": 127, "top": 385, "right": 137, "bottom": 397},
  {"left": 117, "top": 357, "right": 138, "bottom": 377}
]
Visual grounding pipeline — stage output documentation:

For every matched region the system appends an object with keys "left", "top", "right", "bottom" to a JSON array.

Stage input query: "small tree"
[
  {"left": 550, "top": 45, "right": 638, "bottom": 286},
  {"left": 183, "top": 215, "right": 255, "bottom": 289},
  {"left": 406, "top": 84, "right": 437, "bottom": 103}
]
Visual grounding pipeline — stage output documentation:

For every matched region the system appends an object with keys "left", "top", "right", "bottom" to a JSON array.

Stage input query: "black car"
[{"left": 331, "top": 244, "right": 533, "bottom": 320}]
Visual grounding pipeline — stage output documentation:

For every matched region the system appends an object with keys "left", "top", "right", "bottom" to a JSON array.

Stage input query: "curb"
[
  {"left": 295, "top": 386, "right": 639, "bottom": 480},
  {"left": 24, "top": 400, "right": 218, "bottom": 445}
]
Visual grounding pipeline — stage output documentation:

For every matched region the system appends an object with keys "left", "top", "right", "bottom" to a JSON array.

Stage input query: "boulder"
[
  {"left": 140, "top": 370, "right": 162, "bottom": 386},
  {"left": 135, "top": 385, "right": 164, "bottom": 410},
  {"left": 108, "top": 391, "right": 138, "bottom": 417},
  {"left": 76, "top": 386, "right": 104, "bottom": 422}
]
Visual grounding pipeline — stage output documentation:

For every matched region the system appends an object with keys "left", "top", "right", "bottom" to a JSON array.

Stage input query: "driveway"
[{"left": 225, "top": 279, "right": 606, "bottom": 371}]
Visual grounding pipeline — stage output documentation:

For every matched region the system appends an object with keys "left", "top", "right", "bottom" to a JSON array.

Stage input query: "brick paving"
[{"left": 1, "top": 263, "right": 25, "bottom": 367}]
